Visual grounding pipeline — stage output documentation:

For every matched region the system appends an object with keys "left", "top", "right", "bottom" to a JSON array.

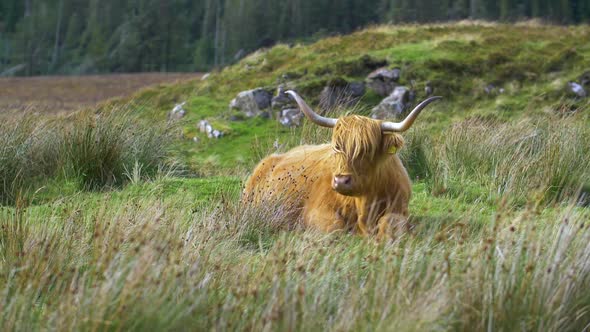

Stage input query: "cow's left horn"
[
  {"left": 286, "top": 90, "right": 337, "bottom": 128},
  {"left": 381, "top": 96, "right": 442, "bottom": 132}
]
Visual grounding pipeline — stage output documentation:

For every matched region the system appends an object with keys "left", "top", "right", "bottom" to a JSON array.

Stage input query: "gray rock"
[
  {"left": 199, "top": 120, "right": 223, "bottom": 139},
  {"left": 370, "top": 86, "right": 411, "bottom": 119},
  {"left": 229, "top": 88, "right": 272, "bottom": 117},
  {"left": 391, "top": 68, "right": 401, "bottom": 81},
  {"left": 208, "top": 130, "right": 223, "bottom": 139},
  {"left": 279, "top": 108, "right": 304, "bottom": 127},
  {"left": 271, "top": 85, "right": 296, "bottom": 110},
  {"left": 319, "top": 80, "right": 366, "bottom": 110},
  {"left": 198, "top": 120, "right": 211, "bottom": 133},
  {"left": 568, "top": 82, "right": 587, "bottom": 98},
  {"left": 168, "top": 102, "right": 187, "bottom": 121},
  {"left": 366, "top": 67, "right": 400, "bottom": 97},
  {"left": 348, "top": 82, "right": 366, "bottom": 97},
  {"left": 253, "top": 88, "right": 273, "bottom": 109}
]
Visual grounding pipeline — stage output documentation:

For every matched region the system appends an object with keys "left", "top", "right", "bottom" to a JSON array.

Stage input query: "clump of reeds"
[{"left": 0, "top": 105, "right": 174, "bottom": 205}]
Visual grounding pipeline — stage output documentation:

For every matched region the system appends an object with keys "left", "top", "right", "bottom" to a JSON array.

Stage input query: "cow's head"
[{"left": 286, "top": 91, "right": 441, "bottom": 196}]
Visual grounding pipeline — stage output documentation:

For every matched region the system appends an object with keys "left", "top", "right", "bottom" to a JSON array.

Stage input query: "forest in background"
[{"left": 1, "top": 0, "right": 589, "bottom": 76}]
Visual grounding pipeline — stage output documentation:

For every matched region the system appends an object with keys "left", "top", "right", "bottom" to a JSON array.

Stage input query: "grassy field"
[{"left": 1, "top": 22, "right": 590, "bottom": 331}]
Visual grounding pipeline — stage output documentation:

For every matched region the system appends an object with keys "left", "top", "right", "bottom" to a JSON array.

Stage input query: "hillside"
[
  {"left": 1, "top": 23, "right": 590, "bottom": 331},
  {"left": 127, "top": 22, "right": 590, "bottom": 174}
]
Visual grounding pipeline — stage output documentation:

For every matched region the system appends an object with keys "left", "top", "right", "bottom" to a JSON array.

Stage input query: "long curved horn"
[
  {"left": 381, "top": 96, "right": 442, "bottom": 132},
  {"left": 285, "top": 90, "right": 338, "bottom": 128}
]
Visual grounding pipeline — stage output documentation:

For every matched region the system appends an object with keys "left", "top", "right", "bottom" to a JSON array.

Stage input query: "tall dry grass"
[
  {"left": 0, "top": 106, "right": 174, "bottom": 205},
  {"left": 401, "top": 116, "right": 590, "bottom": 205},
  {"left": 0, "top": 184, "right": 588, "bottom": 331}
]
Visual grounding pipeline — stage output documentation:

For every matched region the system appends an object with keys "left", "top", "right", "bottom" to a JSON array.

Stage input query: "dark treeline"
[{"left": 1, "top": 0, "right": 589, "bottom": 76}]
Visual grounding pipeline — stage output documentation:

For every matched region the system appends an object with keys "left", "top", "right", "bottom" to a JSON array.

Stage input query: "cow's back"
[{"left": 242, "top": 144, "right": 332, "bottom": 214}]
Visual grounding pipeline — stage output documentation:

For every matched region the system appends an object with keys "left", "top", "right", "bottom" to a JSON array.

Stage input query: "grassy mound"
[{"left": 125, "top": 22, "right": 589, "bottom": 175}]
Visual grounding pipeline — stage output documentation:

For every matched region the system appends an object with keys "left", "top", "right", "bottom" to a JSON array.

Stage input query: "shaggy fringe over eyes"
[{"left": 332, "top": 116, "right": 382, "bottom": 163}]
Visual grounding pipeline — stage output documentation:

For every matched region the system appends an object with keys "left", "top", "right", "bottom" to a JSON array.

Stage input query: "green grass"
[
  {"left": 1, "top": 177, "right": 589, "bottom": 331},
  {"left": 2, "top": 22, "right": 590, "bottom": 331},
  {"left": 116, "top": 23, "right": 589, "bottom": 173}
]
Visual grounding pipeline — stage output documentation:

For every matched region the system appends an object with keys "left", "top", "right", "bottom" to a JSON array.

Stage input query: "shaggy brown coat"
[{"left": 242, "top": 115, "right": 411, "bottom": 237}]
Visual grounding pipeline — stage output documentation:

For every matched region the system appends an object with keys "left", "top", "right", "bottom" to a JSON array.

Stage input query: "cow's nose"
[{"left": 333, "top": 175, "right": 353, "bottom": 192}]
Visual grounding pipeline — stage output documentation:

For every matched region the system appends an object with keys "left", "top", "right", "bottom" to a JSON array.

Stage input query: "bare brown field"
[{"left": 0, "top": 73, "right": 201, "bottom": 114}]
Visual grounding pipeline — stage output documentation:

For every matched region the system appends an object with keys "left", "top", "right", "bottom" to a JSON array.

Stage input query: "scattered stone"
[
  {"left": 259, "top": 111, "right": 272, "bottom": 119},
  {"left": 484, "top": 83, "right": 496, "bottom": 95},
  {"left": 208, "top": 129, "right": 223, "bottom": 139},
  {"left": 366, "top": 67, "right": 401, "bottom": 97},
  {"left": 370, "top": 86, "right": 411, "bottom": 119},
  {"left": 229, "top": 88, "right": 273, "bottom": 117},
  {"left": 567, "top": 81, "right": 587, "bottom": 98},
  {"left": 193, "top": 137, "right": 200, "bottom": 143},
  {"left": 278, "top": 108, "right": 304, "bottom": 127},
  {"left": 198, "top": 120, "right": 211, "bottom": 133},
  {"left": 198, "top": 120, "right": 223, "bottom": 139},
  {"left": 271, "top": 85, "right": 296, "bottom": 110},
  {"left": 253, "top": 88, "right": 273, "bottom": 109},
  {"left": 319, "top": 79, "right": 365, "bottom": 110},
  {"left": 167, "top": 102, "right": 186, "bottom": 121}
]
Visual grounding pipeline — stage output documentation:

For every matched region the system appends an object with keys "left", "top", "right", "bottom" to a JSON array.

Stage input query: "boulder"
[
  {"left": 271, "top": 85, "right": 296, "bottom": 110},
  {"left": 278, "top": 108, "right": 304, "bottom": 128},
  {"left": 370, "top": 86, "right": 411, "bottom": 119},
  {"left": 229, "top": 88, "right": 273, "bottom": 117},
  {"left": 319, "top": 79, "right": 366, "bottom": 110},
  {"left": 366, "top": 67, "right": 401, "bottom": 97}
]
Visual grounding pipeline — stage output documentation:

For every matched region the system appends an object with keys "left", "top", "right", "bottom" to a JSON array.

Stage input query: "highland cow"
[{"left": 243, "top": 91, "right": 441, "bottom": 237}]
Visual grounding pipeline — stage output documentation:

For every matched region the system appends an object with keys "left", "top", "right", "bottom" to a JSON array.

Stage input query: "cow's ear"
[{"left": 382, "top": 133, "right": 404, "bottom": 155}]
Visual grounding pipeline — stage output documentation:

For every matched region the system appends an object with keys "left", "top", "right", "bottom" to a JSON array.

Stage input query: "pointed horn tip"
[
  {"left": 425, "top": 96, "right": 443, "bottom": 102},
  {"left": 285, "top": 90, "right": 297, "bottom": 98}
]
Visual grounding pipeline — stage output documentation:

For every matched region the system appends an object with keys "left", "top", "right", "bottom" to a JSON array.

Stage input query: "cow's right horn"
[
  {"left": 381, "top": 96, "right": 442, "bottom": 133},
  {"left": 286, "top": 91, "right": 337, "bottom": 128}
]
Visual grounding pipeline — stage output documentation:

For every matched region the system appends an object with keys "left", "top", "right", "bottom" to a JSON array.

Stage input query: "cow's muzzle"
[{"left": 332, "top": 174, "right": 354, "bottom": 194}]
